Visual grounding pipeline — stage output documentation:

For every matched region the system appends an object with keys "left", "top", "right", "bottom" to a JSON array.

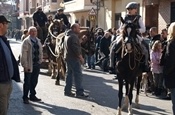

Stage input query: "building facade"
[{"left": 19, "top": 0, "right": 175, "bottom": 32}]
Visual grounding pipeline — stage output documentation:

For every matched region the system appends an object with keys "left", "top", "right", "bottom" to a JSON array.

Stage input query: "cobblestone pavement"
[{"left": 7, "top": 39, "right": 173, "bottom": 115}]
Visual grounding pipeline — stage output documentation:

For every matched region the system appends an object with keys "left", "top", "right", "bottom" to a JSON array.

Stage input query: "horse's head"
[
  {"left": 120, "top": 17, "right": 139, "bottom": 52},
  {"left": 51, "top": 19, "right": 65, "bottom": 35},
  {"left": 79, "top": 27, "right": 96, "bottom": 56}
]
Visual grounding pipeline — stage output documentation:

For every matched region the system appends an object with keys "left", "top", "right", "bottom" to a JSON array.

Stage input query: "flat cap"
[
  {"left": 0, "top": 15, "right": 10, "bottom": 23},
  {"left": 126, "top": 2, "right": 138, "bottom": 9},
  {"left": 57, "top": 8, "right": 64, "bottom": 11}
]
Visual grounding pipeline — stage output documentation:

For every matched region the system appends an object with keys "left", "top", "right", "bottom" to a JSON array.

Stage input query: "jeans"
[
  {"left": 152, "top": 73, "right": 163, "bottom": 89},
  {"left": 0, "top": 81, "right": 12, "bottom": 115},
  {"left": 64, "top": 59, "right": 84, "bottom": 95},
  {"left": 170, "top": 88, "right": 175, "bottom": 115},
  {"left": 87, "top": 55, "right": 95, "bottom": 68},
  {"left": 23, "top": 64, "right": 40, "bottom": 99}
]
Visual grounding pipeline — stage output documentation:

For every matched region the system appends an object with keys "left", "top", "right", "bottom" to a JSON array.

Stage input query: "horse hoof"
[
  {"left": 55, "top": 81, "right": 60, "bottom": 85},
  {"left": 134, "top": 104, "right": 140, "bottom": 109},
  {"left": 51, "top": 75, "right": 56, "bottom": 79},
  {"left": 117, "top": 107, "right": 122, "bottom": 115}
]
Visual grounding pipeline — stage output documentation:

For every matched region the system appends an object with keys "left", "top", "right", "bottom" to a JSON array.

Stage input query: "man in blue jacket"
[{"left": 0, "top": 15, "right": 20, "bottom": 115}]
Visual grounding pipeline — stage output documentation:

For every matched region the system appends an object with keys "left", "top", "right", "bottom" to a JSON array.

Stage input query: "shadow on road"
[
  {"left": 132, "top": 103, "right": 171, "bottom": 115},
  {"left": 80, "top": 69, "right": 119, "bottom": 109},
  {"left": 31, "top": 102, "right": 91, "bottom": 115}
]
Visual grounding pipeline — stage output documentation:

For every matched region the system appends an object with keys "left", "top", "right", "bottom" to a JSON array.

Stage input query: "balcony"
[
  {"left": 43, "top": 0, "right": 62, "bottom": 13},
  {"left": 64, "top": 0, "right": 96, "bottom": 13}
]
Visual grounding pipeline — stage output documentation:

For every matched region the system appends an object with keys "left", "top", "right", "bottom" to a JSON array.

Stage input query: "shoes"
[
  {"left": 162, "top": 96, "right": 171, "bottom": 100},
  {"left": 64, "top": 92, "right": 75, "bottom": 97},
  {"left": 23, "top": 98, "right": 29, "bottom": 104},
  {"left": 30, "top": 96, "right": 41, "bottom": 102},
  {"left": 76, "top": 93, "right": 89, "bottom": 98}
]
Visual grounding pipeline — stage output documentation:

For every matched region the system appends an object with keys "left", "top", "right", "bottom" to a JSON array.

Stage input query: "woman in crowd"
[
  {"left": 150, "top": 40, "right": 163, "bottom": 96},
  {"left": 163, "top": 22, "right": 175, "bottom": 115}
]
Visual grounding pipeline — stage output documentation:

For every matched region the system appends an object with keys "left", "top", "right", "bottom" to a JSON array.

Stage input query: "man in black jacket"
[
  {"left": 0, "top": 15, "right": 20, "bottom": 115},
  {"left": 33, "top": 6, "right": 48, "bottom": 44},
  {"left": 54, "top": 8, "right": 70, "bottom": 29},
  {"left": 149, "top": 27, "right": 161, "bottom": 49}
]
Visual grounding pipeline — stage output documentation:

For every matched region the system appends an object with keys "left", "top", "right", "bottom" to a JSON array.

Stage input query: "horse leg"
[
  {"left": 117, "top": 74, "right": 124, "bottom": 115},
  {"left": 47, "top": 60, "right": 52, "bottom": 74},
  {"left": 135, "top": 74, "right": 142, "bottom": 109},
  {"left": 55, "top": 68, "right": 60, "bottom": 85},
  {"left": 122, "top": 80, "right": 129, "bottom": 110},
  {"left": 142, "top": 72, "right": 148, "bottom": 96},
  {"left": 51, "top": 64, "right": 56, "bottom": 79},
  {"left": 128, "top": 81, "right": 135, "bottom": 115}
]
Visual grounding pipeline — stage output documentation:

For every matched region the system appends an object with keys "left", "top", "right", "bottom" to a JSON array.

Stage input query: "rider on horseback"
[
  {"left": 54, "top": 8, "right": 70, "bottom": 30},
  {"left": 33, "top": 6, "right": 48, "bottom": 44},
  {"left": 109, "top": 2, "right": 149, "bottom": 72}
]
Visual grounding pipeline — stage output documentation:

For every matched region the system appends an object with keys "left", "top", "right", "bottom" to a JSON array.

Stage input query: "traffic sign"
[{"left": 89, "top": 8, "right": 96, "bottom": 15}]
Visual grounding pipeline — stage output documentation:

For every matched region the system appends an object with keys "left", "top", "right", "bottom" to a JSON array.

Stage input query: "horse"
[
  {"left": 44, "top": 19, "right": 65, "bottom": 80},
  {"left": 115, "top": 17, "right": 146, "bottom": 115},
  {"left": 46, "top": 24, "right": 95, "bottom": 85}
]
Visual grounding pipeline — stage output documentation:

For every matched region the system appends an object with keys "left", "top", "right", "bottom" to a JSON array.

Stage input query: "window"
[
  {"left": 52, "top": 0, "right": 57, "bottom": 2},
  {"left": 171, "top": 2, "right": 175, "bottom": 22},
  {"left": 64, "top": 0, "right": 73, "bottom": 2},
  {"left": 115, "top": 13, "right": 121, "bottom": 29}
]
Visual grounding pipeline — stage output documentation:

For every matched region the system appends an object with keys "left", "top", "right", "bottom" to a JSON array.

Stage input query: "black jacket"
[
  {"left": 163, "top": 39, "right": 175, "bottom": 88},
  {"left": 100, "top": 36, "right": 111, "bottom": 57},
  {"left": 33, "top": 11, "right": 47, "bottom": 27},
  {"left": 0, "top": 37, "right": 20, "bottom": 83},
  {"left": 54, "top": 13, "right": 69, "bottom": 26},
  {"left": 150, "top": 34, "right": 161, "bottom": 49}
]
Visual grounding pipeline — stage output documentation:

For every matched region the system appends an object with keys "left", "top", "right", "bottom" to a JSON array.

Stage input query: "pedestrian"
[
  {"left": 163, "top": 22, "right": 175, "bottom": 115},
  {"left": 64, "top": 23, "right": 88, "bottom": 98},
  {"left": 149, "top": 27, "right": 161, "bottom": 49},
  {"left": 150, "top": 40, "right": 163, "bottom": 96},
  {"left": 33, "top": 5, "right": 48, "bottom": 44},
  {"left": 21, "top": 29, "right": 28, "bottom": 41},
  {"left": 20, "top": 26, "right": 43, "bottom": 104},
  {"left": 17, "top": 29, "right": 29, "bottom": 65},
  {"left": 0, "top": 15, "right": 20, "bottom": 115}
]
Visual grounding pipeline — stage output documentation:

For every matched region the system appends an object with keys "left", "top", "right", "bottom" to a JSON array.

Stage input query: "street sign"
[{"left": 89, "top": 8, "right": 96, "bottom": 15}]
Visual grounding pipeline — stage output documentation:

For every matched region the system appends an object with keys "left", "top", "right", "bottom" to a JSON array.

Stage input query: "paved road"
[{"left": 8, "top": 39, "right": 173, "bottom": 115}]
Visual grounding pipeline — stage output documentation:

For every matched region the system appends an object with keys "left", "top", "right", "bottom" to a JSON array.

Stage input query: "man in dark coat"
[
  {"left": 54, "top": 8, "right": 70, "bottom": 29},
  {"left": 0, "top": 15, "right": 20, "bottom": 115},
  {"left": 149, "top": 27, "right": 161, "bottom": 49},
  {"left": 33, "top": 6, "right": 48, "bottom": 44}
]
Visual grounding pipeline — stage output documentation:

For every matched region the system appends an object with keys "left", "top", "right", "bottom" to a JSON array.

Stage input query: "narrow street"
[{"left": 8, "top": 39, "right": 172, "bottom": 115}]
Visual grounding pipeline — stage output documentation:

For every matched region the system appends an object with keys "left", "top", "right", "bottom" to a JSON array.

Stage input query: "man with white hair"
[{"left": 21, "top": 26, "right": 43, "bottom": 104}]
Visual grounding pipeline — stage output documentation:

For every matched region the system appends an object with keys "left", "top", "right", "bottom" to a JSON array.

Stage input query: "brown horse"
[{"left": 47, "top": 25, "right": 95, "bottom": 85}]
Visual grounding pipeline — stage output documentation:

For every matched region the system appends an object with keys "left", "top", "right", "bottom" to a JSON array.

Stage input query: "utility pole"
[{"left": 96, "top": 0, "right": 99, "bottom": 27}]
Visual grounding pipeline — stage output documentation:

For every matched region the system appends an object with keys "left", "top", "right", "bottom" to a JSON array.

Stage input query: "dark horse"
[{"left": 116, "top": 17, "right": 145, "bottom": 115}]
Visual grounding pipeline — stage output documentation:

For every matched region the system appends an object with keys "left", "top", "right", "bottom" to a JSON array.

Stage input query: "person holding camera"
[{"left": 20, "top": 26, "right": 43, "bottom": 104}]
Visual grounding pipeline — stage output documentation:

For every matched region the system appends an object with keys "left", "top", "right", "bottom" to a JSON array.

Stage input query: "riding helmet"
[{"left": 126, "top": 2, "right": 138, "bottom": 9}]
